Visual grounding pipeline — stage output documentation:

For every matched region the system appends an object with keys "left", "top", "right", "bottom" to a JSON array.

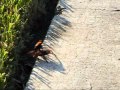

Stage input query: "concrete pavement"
[{"left": 26, "top": 0, "right": 120, "bottom": 90}]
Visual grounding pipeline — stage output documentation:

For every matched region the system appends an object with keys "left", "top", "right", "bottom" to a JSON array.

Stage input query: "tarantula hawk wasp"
[{"left": 27, "top": 40, "right": 53, "bottom": 62}]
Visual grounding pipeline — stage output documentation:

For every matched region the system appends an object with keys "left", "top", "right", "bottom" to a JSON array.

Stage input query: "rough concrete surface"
[{"left": 25, "top": 0, "right": 120, "bottom": 90}]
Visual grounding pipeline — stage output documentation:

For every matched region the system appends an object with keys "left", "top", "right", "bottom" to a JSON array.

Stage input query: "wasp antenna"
[{"left": 34, "top": 40, "right": 43, "bottom": 49}]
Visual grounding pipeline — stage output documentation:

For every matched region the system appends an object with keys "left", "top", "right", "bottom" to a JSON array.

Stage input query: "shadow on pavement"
[{"left": 26, "top": 0, "right": 73, "bottom": 89}]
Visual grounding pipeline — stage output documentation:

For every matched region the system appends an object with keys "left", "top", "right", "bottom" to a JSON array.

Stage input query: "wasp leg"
[{"left": 41, "top": 55, "right": 49, "bottom": 63}]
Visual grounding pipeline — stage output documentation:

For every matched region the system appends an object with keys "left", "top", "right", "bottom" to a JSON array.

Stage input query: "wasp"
[{"left": 27, "top": 40, "right": 53, "bottom": 62}]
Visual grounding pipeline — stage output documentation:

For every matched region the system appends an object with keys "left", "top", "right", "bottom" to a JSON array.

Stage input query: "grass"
[
  {"left": 0, "top": 0, "right": 59, "bottom": 89},
  {"left": 0, "top": 0, "right": 31, "bottom": 89}
]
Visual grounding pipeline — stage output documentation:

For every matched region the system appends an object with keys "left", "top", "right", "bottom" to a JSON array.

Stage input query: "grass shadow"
[
  {"left": 25, "top": 0, "right": 73, "bottom": 89},
  {"left": 26, "top": 55, "right": 65, "bottom": 89},
  {"left": 44, "top": 0, "right": 73, "bottom": 47}
]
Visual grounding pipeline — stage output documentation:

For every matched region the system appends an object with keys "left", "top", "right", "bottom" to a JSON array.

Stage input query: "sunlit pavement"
[{"left": 26, "top": 0, "right": 120, "bottom": 90}]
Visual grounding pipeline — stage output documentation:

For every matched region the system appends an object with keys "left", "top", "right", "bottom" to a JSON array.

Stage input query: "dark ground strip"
[{"left": 5, "top": 0, "right": 59, "bottom": 90}]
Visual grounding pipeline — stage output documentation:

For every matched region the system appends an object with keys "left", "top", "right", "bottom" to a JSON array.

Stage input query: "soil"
[{"left": 5, "top": 0, "right": 59, "bottom": 90}]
